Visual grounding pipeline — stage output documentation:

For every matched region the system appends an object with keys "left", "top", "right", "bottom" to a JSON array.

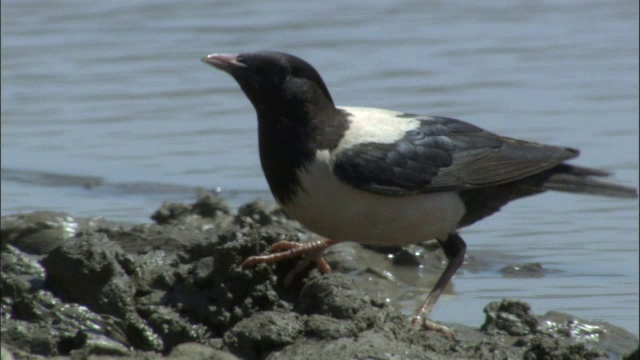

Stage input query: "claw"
[
  {"left": 409, "top": 314, "right": 456, "bottom": 339},
  {"left": 242, "top": 239, "right": 337, "bottom": 285}
]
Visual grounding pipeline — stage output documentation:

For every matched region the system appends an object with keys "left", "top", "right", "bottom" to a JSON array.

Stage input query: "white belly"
[{"left": 282, "top": 151, "right": 465, "bottom": 246}]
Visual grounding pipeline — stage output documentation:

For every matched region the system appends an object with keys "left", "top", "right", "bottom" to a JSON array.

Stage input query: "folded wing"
[{"left": 332, "top": 116, "right": 579, "bottom": 196}]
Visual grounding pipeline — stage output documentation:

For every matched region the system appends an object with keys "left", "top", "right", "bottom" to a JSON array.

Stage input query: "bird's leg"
[
  {"left": 242, "top": 238, "right": 338, "bottom": 286},
  {"left": 410, "top": 232, "right": 466, "bottom": 337}
]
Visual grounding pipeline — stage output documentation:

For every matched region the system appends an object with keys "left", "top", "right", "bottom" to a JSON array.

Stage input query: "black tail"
[{"left": 543, "top": 164, "right": 638, "bottom": 198}]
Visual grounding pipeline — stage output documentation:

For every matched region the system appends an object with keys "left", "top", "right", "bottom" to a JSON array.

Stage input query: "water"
[{"left": 2, "top": 0, "right": 638, "bottom": 335}]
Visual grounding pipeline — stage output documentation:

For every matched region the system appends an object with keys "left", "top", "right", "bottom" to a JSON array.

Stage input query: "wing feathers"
[{"left": 333, "top": 115, "right": 580, "bottom": 195}]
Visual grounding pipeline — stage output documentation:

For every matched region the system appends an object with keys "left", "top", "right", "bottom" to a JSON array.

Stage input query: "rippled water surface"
[{"left": 2, "top": 0, "right": 638, "bottom": 335}]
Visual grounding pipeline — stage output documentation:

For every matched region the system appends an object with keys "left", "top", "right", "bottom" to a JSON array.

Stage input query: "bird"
[{"left": 201, "top": 51, "right": 638, "bottom": 331}]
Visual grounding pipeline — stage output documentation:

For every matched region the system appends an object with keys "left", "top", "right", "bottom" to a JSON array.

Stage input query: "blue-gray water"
[{"left": 2, "top": 0, "right": 638, "bottom": 335}]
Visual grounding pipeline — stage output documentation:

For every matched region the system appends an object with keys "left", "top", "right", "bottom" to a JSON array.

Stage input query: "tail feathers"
[
  {"left": 544, "top": 172, "right": 638, "bottom": 198},
  {"left": 557, "top": 164, "right": 611, "bottom": 177}
]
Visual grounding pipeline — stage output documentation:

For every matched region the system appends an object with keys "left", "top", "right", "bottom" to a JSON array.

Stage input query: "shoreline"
[{"left": 1, "top": 195, "right": 637, "bottom": 359}]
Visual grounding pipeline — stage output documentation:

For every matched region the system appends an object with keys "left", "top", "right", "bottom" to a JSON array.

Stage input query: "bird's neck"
[{"left": 256, "top": 108, "right": 349, "bottom": 204}]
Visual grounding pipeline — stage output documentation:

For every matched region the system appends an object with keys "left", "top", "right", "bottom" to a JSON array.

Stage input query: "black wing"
[{"left": 332, "top": 116, "right": 579, "bottom": 196}]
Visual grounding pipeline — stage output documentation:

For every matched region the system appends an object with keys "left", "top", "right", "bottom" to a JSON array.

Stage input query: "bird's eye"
[{"left": 236, "top": 55, "right": 246, "bottom": 64}]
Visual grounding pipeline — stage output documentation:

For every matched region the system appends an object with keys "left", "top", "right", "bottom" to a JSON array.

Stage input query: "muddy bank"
[{"left": 1, "top": 195, "right": 637, "bottom": 359}]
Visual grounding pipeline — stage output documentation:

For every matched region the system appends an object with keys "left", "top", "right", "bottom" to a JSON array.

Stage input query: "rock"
[
  {"left": 1, "top": 198, "right": 637, "bottom": 359},
  {"left": 296, "top": 273, "right": 371, "bottom": 319},
  {"left": 481, "top": 299, "right": 539, "bottom": 336},
  {"left": 224, "top": 312, "right": 303, "bottom": 360},
  {"left": 169, "top": 342, "right": 239, "bottom": 360}
]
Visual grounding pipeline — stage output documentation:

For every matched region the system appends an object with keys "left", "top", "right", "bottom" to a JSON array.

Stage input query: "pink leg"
[{"left": 242, "top": 239, "right": 338, "bottom": 286}]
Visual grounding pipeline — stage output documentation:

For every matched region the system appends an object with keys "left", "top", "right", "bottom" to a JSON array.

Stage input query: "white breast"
[{"left": 282, "top": 150, "right": 465, "bottom": 246}]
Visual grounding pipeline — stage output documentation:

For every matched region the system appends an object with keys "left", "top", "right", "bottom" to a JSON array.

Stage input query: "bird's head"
[{"left": 202, "top": 51, "right": 335, "bottom": 117}]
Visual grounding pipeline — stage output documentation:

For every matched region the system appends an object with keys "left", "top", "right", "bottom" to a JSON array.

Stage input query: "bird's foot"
[
  {"left": 410, "top": 314, "right": 457, "bottom": 339},
  {"left": 242, "top": 239, "right": 336, "bottom": 286}
]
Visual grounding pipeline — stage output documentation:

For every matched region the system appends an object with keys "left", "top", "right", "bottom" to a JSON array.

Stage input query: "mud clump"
[
  {"left": 1, "top": 195, "right": 637, "bottom": 359},
  {"left": 481, "top": 299, "right": 540, "bottom": 336}
]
